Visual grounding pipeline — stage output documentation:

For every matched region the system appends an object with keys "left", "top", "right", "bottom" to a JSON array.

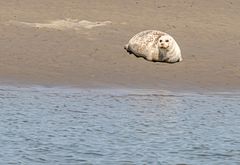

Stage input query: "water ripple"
[{"left": 0, "top": 86, "right": 240, "bottom": 164}]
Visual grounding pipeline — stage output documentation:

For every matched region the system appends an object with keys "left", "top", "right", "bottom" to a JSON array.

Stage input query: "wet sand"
[{"left": 0, "top": 0, "right": 240, "bottom": 91}]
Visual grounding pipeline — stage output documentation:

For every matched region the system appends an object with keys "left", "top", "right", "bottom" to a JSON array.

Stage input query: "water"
[{"left": 0, "top": 86, "right": 240, "bottom": 165}]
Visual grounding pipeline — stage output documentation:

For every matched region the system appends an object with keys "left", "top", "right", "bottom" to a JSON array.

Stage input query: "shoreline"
[
  {"left": 1, "top": 77, "right": 240, "bottom": 94},
  {"left": 1, "top": 81, "right": 240, "bottom": 100}
]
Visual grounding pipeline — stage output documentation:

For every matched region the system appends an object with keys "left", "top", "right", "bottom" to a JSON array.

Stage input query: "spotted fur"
[{"left": 124, "top": 30, "right": 182, "bottom": 63}]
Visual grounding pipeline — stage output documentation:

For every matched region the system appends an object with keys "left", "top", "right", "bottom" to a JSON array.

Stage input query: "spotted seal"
[{"left": 124, "top": 30, "right": 182, "bottom": 63}]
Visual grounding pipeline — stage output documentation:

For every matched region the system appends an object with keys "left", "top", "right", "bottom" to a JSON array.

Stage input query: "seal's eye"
[
  {"left": 159, "top": 40, "right": 162, "bottom": 43},
  {"left": 166, "top": 40, "right": 169, "bottom": 42}
]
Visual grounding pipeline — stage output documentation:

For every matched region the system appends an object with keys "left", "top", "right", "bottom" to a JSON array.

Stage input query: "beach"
[
  {"left": 0, "top": 0, "right": 240, "bottom": 91},
  {"left": 1, "top": 2, "right": 240, "bottom": 164}
]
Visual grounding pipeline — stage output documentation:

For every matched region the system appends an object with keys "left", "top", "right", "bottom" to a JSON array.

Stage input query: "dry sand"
[{"left": 0, "top": 0, "right": 240, "bottom": 91}]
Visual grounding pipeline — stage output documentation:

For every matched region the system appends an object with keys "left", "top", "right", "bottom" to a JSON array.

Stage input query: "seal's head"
[{"left": 158, "top": 35, "right": 173, "bottom": 49}]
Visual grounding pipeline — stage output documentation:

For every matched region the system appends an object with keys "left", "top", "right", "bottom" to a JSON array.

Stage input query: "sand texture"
[{"left": 0, "top": 0, "right": 240, "bottom": 91}]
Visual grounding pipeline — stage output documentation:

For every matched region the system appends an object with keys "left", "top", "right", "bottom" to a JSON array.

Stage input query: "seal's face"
[{"left": 158, "top": 35, "right": 172, "bottom": 49}]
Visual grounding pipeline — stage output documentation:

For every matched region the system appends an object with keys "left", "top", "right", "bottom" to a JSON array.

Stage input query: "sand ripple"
[{"left": 6, "top": 19, "right": 112, "bottom": 30}]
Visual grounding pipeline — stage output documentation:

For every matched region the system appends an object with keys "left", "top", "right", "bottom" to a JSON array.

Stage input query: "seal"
[{"left": 124, "top": 30, "right": 183, "bottom": 63}]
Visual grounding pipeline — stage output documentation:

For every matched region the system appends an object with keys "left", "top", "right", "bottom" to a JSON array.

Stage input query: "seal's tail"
[
  {"left": 124, "top": 44, "right": 129, "bottom": 50},
  {"left": 124, "top": 44, "right": 133, "bottom": 54}
]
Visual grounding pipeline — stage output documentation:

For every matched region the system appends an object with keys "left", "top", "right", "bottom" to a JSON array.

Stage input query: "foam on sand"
[{"left": 7, "top": 19, "right": 112, "bottom": 30}]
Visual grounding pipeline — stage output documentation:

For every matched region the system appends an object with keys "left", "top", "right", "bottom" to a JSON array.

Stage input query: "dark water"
[{"left": 0, "top": 86, "right": 240, "bottom": 165}]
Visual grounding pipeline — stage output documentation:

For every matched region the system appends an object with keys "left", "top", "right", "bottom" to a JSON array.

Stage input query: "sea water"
[{"left": 0, "top": 86, "right": 240, "bottom": 165}]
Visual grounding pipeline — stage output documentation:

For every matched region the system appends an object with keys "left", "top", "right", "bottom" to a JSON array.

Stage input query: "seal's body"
[{"left": 124, "top": 30, "right": 182, "bottom": 63}]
